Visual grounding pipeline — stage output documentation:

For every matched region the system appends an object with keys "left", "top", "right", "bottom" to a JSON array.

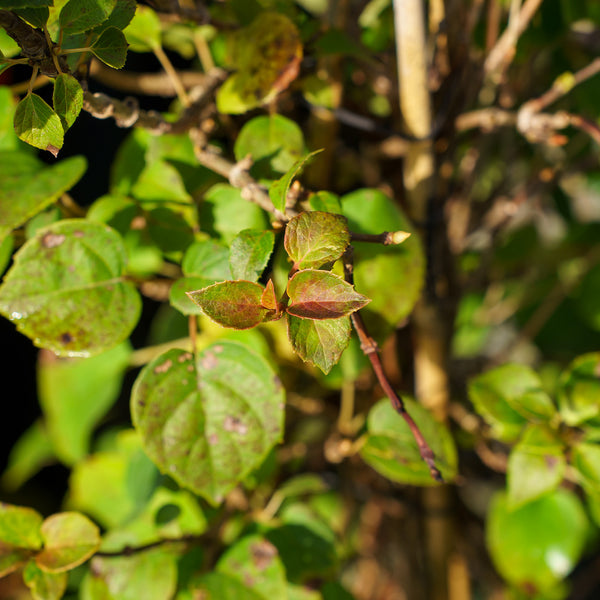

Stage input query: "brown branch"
[
  {"left": 350, "top": 231, "right": 411, "bottom": 245},
  {"left": 343, "top": 248, "right": 443, "bottom": 483}
]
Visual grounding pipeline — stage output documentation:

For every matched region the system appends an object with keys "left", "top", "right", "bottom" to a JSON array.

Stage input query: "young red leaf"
[
  {"left": 286, "top": 269, "right": 370, "bottom": 319},
  {"left": 261, "top": 279, "right": 278, "bottom": 311},
  {"left": 186, "top": 281, "right": 271, "bottom": 329},
  {"left": 284, "top": 211, "right": 350, "bottom": 270}
]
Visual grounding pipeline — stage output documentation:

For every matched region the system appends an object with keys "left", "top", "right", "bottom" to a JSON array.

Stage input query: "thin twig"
[
  {"left": 95, "top": 534, "right": 202, "bottom": 557},
  {"left": 343, "top": 248, "right": 443, "bottom": 483},
  {"left": 350, "top": 231, "right": 411, "bottom": 245}
]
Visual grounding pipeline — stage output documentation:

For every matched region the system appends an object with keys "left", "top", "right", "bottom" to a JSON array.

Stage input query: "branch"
[
  {"left": 343, "top": 248, "right": 443, "bottom": 483},
  {"left": 95, "top": 534, "right": 202, "bottom": 558},
  {"left": 350, "top": 230, "right": 411, "bottom": 245}
]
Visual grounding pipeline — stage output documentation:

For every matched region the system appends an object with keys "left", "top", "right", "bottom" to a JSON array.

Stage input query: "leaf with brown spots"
[{"left": 131, "top": 342, "right": 285, "bottom": 505}]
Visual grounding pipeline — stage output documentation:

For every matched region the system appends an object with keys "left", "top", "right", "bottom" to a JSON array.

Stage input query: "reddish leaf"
[
  {"left": 186, "top": 281, "right": 272, "bottom": 329},
  {"left": 261, "top": 279, "right": 279, "bottom": 311},
  {"left": 284, "top": 211, "right": 350, "bottom": 269},
  {"left": 286, "top": 270, "right": 370, "bottom": 319}
]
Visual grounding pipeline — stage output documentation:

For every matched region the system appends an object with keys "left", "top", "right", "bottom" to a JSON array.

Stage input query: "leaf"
[
  {"left": 486, "top": 489, "right": 588, "bottom": 591},
  {"left": 234, "top": 114, "right": 306, "bottom": 176},
  {"left": 308, "top": 191, "right": 342, "bottom": 214},
  {"left": 229, "top": 229, "right": 275, "bottom": 282},
  {"left": 201, "top": 184, "right": 269, "bottom": 244},
  {"left": 132, "top": 159, "right": 191, "bottom": 203},
  {"left": 216, "top": 12, "right": 302, "bottom": 114},
  {"left": 14, "top": 93, "right": 64, "bottom": 155},
  {"left": 341, "top": 189, "right": 424, "bottom": 340},
  {"left": 0, "top": 153, "right": 86, "bottom": 241},
  {"left": 131, "top": 343, "right": 285, "bottom": 504},
  {"left": 84, "top": 549, "right": 177, "bottom": 600},
  {"left": 169, "top": 276, "right": 213, "bottom": 316},
  {"left": 468, "top": 364, "right": 540, "bottom": 442},
  {"left": 187, "top": 280, "right": 272, "bottom": 329},
  {"left": 216, "top": 535, "right": 287, "bottom": 599},
  {"left": 23, "top": 560, "right": 67, "bottom": 600},
  {"left": 67, "top": 430, "right": 159, "bottom": 530},
  {"left": 93, "top": 0, "right": 136, "bottom": 33},
  {"left": 59, "top": 0, "right": 117, "bottom": 34},
  {"left": 571, "top": 440, "right": 600, "bottom": 493},
  {"left": 123, "top": 4, "right": 161, "bottom": 52},
  {"left": 557, "top": 352, "right": 600, "bottom": 425},
  {"left": 287, "top": 270, "right": 370, "bottom": 319},
  {"left": 269, "top": 150, "right": 323, "bottom": 214},
  {"left": 0, "top": 220, "right": 142, "bottom": 356},
  {"left": 52, "top": 73, "right": 83, "bottom": 131},
  {"left": 13, "top": 7, "right": 50, "bottom": 28},
  {"left": 0, "top": 503, "right": 43, "bottom": 577},
  {"left": 286, "top": 314, "right": 351, "bottom": 374},
  {"left": 1, "top": 1, "right": 52, "bottom": 8},
  {"left": 38, "top": 342, "right": 132, "bottom": 465},
  {"left": 91, "top": 26, "right": 128, "bottom": 69},
  {"left": 35, "top": 512, "right": 100, "bottom": 572},
  {"left": 284, "top": 211, "right": 350, "bottom": 269},
  {"left": 261, "top": 279, "right": 278, "bottom": 311},
  {"left": 506, "top": 425, "right": 566, "bottom": 509},
  {"left": 186, "top": 572, "right": 264, "bottom": 600},
  {"left": 360, "top": 397, "right": 458, "bottom": 485},
  {"left": 182, "top": 239, "right": 231, "bottom": 280}
]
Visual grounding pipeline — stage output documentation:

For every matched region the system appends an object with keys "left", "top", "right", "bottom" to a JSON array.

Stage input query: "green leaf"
[
  {"left": 83, "top": 549, "right": 177, "bottom": 600},
  {"left": 67, "top": 430, "right": 159, "bottom": 530},
  {"left": 35, "top": 512, "right": 100, "bottom": 573},
  {"left": 187, "top": 280, "right": 272, "bottom": 329},
  {"left": 360, "top": 397, "right": 457, "bottom": 485},
  {"left": 201, "top": 184, "right": 269, "bottom": 244},
  {"left": 486, "top": 489, "right": 588, "bottom": 591},
  {"left": 468, "top": 364, "right": 541, "bottom": 442},
  {"left": 216, "top": 12, "right": 302, "bottom": 114},
  {"left": 286, "top": 314, "right": 351, "bottom": 374},
  {"left": 216, "top": 535, "right": 287, "bottom": 599},
  {"left": 0, "top": 220, "right": 142, "bottom": 356},
  {"left": 93, "top": 0, "right": 136, "bottom": 33},
  {"left": 571, "top": 440, "right": 600, "bottom": 493},
  {"left": 269, "top": 150, "right": 323, "bottom": 214},
  {"left": 14, "top": 93, "right": 64, "bottom": 155},
  {"left": 506, "top": 424, "right": 566, "bottom": 509},
  {"left": 23, "top": 560, "right": 67, "bottom": 600},
  {"left": 0, "top": 87, "right": 20, "bottom": 151},
  {"left": 341, "top": 189, "right": 424, "bottom": 340},
  {"left": 1, "top": 420, "right": 54, "bottom": 492},
  {"left": 182, "top": 239, "right": 231, "bottom": 279},
  {"left": 132, "top": 159, "right": 191, "bottom": 203},
  {"left": 38, "top": 342, "right": 132, "bottom": 465},
  {"left": 13, "top": 7, "right": 50, "bottom": 28},
  {"left": 284, "top": 211, "right": 350, "bottom": 269},
  {"left": 0, "top": 153, "right": 86, "bottom": 240},
  {"left": 0, "top": 503, "right": 43, "bottom": 577},
  {"left": 185, "top": 572, "right": 264, "bottom": 600},
  {"left": 123, "top": 4, "right": 161, "bottom": 52},
  {"left": 131, "top": 343, "right": 285, "bottom": 504},
  {"left": 91, "top": 26, "right": 128, "bottom": 69},
  {"left": 287, "top": 270, "right": 370, "bottom": 319},
  {"left": 59, "top": 0, "right": 116, "bottom": 34},
  {"left": 234, "top": 114, "right": 306, "bottom": 176},
  {"left": 170, "top": 276, "right": 213, "bottom": 316},
  {"left": 1, "top": 1, "right": 52, "bottom": 8},
  {"left": 52, "top": 73, "right": 83, "bottom": 131},
  {"left": 230, "top": 229, "right": 275, "bottom": 282},
  {"left": 308, "top": 191, "right": 342, "bottom": 214},
  {"left": 557, "top": 352, "right": 600, "bottom": 425}
]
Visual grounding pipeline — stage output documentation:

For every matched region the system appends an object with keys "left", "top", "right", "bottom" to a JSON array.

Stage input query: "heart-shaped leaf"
[
  {"left": 187, "top": 280, "right": 273, "bottom": 329},
  {"left": 287, "top": 270, "right": 370, "bottom": 319},
  {"left": 0, "top": 220, "right": 142, "bottom": 356},
  {"left": 14, "top": 93, "right": 64, "bottom": 155},
  {"left": 131, "top": 343, "right": 285, "bottom": 504},
  {"left": 269, "top": 150, "right": 323, "bottom": 214},
  {"left": 284, "top": 211, "right": 350, "bottom": 270},
  {"left": 52, "top": 74, "right": 83, "bottom": 131},
  {"left": 286, "top": 314, "right": 351, "bottom": 374},
  {"left": 91, "top": 26, "right": 128, "bottom": 69},
  {"left": 229, "top": 229, "right": 275, "bottom": 282},
  {"left": 35, "top": 512, "right": 100, "bottom": 573}
]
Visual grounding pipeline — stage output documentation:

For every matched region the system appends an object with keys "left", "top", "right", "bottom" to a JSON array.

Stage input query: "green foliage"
[{"left": 1, "top": 1, "right": 600, "bottom": 598}]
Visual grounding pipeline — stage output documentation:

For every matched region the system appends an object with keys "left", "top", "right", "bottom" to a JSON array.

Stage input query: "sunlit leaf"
[
  {"left": 123, "top": 4, "right": 161, "bottom": 52},
  {"left": 0, "top": 220, "right": 141, "bottom": 356},
  {"left": 0, "top": 503, "right": 43, "bottom": 577},
  {"left": 284, "top": 211, "right": 350, "bottom": 269},
  {"left": 14, "top": 93, "right": 64, "bottom": 155},
  {"left": 59, "top": 0, "right": 117, "bottom": 34},
  {"left": 23, "top": 561, "right": 67, "bottom": 600},
  {"left": 557, "top": 352, "right": 600, "bottom": 425},
  {"left": 52, "top": 74, "right": 83, "bottom": 131},
  {"left": 187, "top": 280, "right": 272, "bottom": 329},
  {"left": 287, "top": 269, "right": 370, "bottom": 319},
  {"left": 286, "top": 314, "right": 351, "bottom": 374},
  {"left": 131, "top": 343, "right": 285, "bottom": 504},
  {"left": 486, "top": 489, "right": 588, "bottom": 591},
  {"left": 360, "top": 397, "right": 457, "bottom": 485},
  {"left": 229, "top": 229, "right": 275, "bottom": 282}
]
